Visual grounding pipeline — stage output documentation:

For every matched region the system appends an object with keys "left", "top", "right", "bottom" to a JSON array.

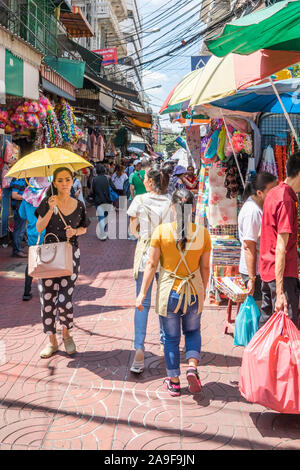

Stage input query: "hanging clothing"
[
  {"left": 259, "top": 145, "right": 278, "bottom": 178},
  {"left": 186, "top": 126, "right": 201, "bottom": 168},
  {"left": 89, "top": 132, "right": 97, "bottom": 161},
  {"left": 97, "top": 133, "right": 105, "bottom": 162},
  {"left": 208, "top": 166, "right": 237, "bottom": 226}
]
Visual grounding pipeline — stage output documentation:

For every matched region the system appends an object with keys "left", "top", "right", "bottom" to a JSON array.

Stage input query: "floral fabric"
[{"left": 208, "top": 167, "right": 237, "bottom": 227}]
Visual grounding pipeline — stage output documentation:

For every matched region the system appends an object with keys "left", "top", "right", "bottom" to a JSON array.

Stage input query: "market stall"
[{"left": 0, "top": 94, "right": 86, "bottom": 244}]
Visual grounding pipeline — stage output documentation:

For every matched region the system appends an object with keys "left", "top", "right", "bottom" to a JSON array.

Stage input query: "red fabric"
[
  {"left": 239, "top": 311, "right": 300, "bottom": 414},
  {"left": 184, "top": 175, "right": 198, "bottom": 191},
  {"left": 259, "top": 182, "right": 298, "bottom": 282},
  {"left": 274, "top": 145, "right": 287, "bottom": 182}
]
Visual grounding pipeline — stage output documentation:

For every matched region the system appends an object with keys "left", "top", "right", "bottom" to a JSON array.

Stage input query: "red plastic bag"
[{"left": 239, "top": 311, "right": 300, "bottom": 414}]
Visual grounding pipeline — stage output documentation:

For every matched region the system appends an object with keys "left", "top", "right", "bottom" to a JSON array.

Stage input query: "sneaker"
[
  {"left": 163, "top": 378, "right": 181, "bottom": 397},
  {"left": 186, "top": 367, "right": 202, "bottom": 394},
  {"left": 22, "top": 293, "right": 33, "bottom": 301}
]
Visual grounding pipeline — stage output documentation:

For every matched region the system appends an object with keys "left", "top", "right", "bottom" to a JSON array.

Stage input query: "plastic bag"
[
  {"left": 239, "top": 311, "right": 300, "bottom": 414},
  {"left": 109, "top": 186, "right": 119, "bottom": 202},
  {"left": 234, "top": 296, "right": 260, "bottom": 347},
  {"left": 3, "top": 141, "right": 14, "bottom": 163},
  {"left": 1, "top": 164, "right": 12, "bottom": 189},
  {"left": 234, "top": 295, "right": 260, "bottom": 345}
]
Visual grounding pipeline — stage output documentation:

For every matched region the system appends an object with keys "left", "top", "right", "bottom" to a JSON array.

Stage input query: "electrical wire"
[{"left": 106, "top": 0, "right": 251, "bottom": 78}]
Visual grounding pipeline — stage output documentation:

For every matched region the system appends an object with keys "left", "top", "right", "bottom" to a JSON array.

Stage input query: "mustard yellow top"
[{"left": 151, "top": 222, "right": 212, "bottom": 291}]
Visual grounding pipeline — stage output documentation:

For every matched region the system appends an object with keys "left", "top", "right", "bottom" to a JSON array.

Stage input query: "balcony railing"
[
  {"left": 0, "top": 0, "right": 59, "bottom": 56},
  {"left": 96, "top": 1, "right": 127, "bottom": 56},
  {"left": 110, "top": 0, "right": 128, "bottom": 20}
]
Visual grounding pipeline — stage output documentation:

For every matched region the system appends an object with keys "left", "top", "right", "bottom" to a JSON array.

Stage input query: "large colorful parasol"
[
  {"left": 209, "top": 78, "right": 300, "bottom": 113},
  {"left": 159, "top": 49, "right": 300, "bottom": 112}
]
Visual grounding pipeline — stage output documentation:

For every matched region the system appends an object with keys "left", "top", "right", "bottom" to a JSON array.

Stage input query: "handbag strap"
[{"left": 36, "top": 203, "right": 71, "bottom": 246}]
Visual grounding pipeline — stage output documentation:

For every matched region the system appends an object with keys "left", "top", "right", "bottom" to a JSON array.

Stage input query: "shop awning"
[
  {"left": 60, "top": 6, "right": 94, "bottom": 38},
  {"left": 59, "top": 36, "right": 102, "bottom": 77},
  {"left": 84, "top": 74, "right": 142, "bottom": 106},
  {"left": 0, "top": 25, "right": 43, "bottom": 102},
  {"left": 76, "top": 87, "right": 114, "bottom": 113},
  {"left": 44, "top": 56, "right": 86, "bottom": 89},
  {"left": 114, "top": 104, "right": 153, "bottom": 125},
  {"left": 41, "top": 64, "right": 76, "bottom": 101}
]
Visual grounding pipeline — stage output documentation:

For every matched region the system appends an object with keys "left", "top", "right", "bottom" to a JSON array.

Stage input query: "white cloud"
[{"left": 143, "top": 70, "right": 169, "bottom": 85}]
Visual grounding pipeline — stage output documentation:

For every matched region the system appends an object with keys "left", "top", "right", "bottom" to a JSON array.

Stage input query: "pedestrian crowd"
[{"left": 1, "top": 149, "right": 300, "bottom": 399}]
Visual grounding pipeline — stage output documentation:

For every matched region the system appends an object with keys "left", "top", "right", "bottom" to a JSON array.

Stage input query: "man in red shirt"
[{"left": 259, "top": 151, "right": 300, "bottom": 328}]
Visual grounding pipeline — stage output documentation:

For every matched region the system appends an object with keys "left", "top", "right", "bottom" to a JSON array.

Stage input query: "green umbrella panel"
[{"left": 206, "top": 0, "right": 300, "bottom": 57}]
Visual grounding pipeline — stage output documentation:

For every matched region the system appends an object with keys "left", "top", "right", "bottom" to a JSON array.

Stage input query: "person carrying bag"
[
  {"left": 29, "top": 207, "right": 73, "bottom": 279},
  {"left": 35, "top": 167, "right": 90, "bottom": 359}
]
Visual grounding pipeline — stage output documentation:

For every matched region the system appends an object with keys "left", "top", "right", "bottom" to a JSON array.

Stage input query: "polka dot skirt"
[{"left": 39, "top": 247, "right": 80, "bottom": 335}]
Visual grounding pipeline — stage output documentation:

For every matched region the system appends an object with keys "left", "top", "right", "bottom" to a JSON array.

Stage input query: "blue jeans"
[
  {"left": 1, "top": 188, "right": 10, "bottom": 238},
  {"left": 134, "top": 271, "right": 163, "bottom": 351},
  {"left": 12, "top": 209, "right": 27, "bottom": 254},
  {"left": 161, "top": 291, "right": 201, "bottom": 378},
  {"left": 96, "top": 206, "right": 108, "bottom": 240}
]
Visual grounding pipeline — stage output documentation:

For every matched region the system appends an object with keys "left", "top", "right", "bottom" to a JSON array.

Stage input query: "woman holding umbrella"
[{"left": 35, "top": 167, "right": 90, "bottom": 358}]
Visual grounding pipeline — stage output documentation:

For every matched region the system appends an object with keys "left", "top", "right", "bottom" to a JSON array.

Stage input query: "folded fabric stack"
[{"left": 211, "top": 235, "right": 241, "bottom": 267}]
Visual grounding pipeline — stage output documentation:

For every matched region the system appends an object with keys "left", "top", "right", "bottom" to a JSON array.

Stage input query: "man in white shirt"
[{"left": 238, "top": 172, "right": 277, "bottom": 303}]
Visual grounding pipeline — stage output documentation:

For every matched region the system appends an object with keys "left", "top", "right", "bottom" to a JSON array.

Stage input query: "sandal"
[
  {"left": 186, "top": 367, "right": 202, "bottom": 394},
  {"left": 130, "top": 351, "right": 144, "bottom": 374},
  {"left": 63, "top": 336, "right": 76, "bottom": 355},
  {"left": 40, "top": 343, "right": 58, "bottom": 359}
]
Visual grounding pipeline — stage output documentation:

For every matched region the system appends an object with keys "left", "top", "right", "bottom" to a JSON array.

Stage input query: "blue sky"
[{"left": 139, "top": 0, "right": 203, "bottom": 125}]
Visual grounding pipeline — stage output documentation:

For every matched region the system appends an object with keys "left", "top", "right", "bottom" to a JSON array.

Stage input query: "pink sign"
[{"left": 93, "top": 48, "right": 118, "bottom": 66}]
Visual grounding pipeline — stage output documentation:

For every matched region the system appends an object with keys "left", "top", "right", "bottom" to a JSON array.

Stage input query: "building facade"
[{"left": 73, "top": 0, "right": 145, "bottom": 110}]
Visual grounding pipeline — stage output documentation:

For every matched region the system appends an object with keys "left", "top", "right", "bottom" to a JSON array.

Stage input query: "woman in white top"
[
  {"left": 238, "top": 172, "right": 277, "bottom": 302},
  {"left": 111, "top": 164, "right": 128, "bottom": 196},
  {"left": 127, "top": 163, "right": 174, "bottom": 373}
]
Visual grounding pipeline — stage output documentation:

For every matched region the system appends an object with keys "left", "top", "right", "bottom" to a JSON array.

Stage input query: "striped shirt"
[{"left": 10, "top": 178, "right": 27, "bottom": 211}]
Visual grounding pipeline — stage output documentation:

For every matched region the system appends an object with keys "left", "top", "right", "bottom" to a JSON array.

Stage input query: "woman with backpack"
[
  {"left": 136, "top": 188, "right": 211, "bottom": 396},
  {"left": 127, "top": 163, "right": 174, "bottom": 373}
]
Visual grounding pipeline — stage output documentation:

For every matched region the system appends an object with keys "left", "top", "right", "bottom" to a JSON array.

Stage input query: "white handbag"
[{"left": 28, "top": 208, "right": 74, "bottom": 279}]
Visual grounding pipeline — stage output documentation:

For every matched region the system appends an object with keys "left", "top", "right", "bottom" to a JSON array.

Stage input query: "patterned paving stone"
[{"left": 0, "top": 209, "right": 299, "bottom": 450}]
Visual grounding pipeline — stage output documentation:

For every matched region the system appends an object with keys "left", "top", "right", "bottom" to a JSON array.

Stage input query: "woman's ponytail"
[
  {"left": 147, "top": 163, "right": 172, "bottom": 194},
  {"left": 172, "top": 188, "right": 195, "bottom": 251}
]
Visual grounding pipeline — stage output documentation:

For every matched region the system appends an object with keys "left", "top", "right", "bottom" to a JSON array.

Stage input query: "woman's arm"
[
  {"left": 199, "top": 250, "right": 211, "bottom": 299},
  {"left": 130, "top": 216, "right": 139, "bottom": 238},
  {"left": 65, "top": 226, "right": 87, "bottom": 239},
  {"left": 36, "top": 196, "right": 56, "bottom": 234},
  {"left": 136, "top": 246, "right": 161, "bottom": 311}
]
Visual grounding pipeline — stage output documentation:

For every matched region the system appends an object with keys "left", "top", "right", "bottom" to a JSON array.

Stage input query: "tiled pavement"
[{"left": 0, "top": 209, "right": 299, "bottom": 451}]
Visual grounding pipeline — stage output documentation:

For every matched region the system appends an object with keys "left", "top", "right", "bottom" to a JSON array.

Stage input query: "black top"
[
  {"left": 35, "top": 198, "right": 90, "bottom": 247},
  {"left": 92, "top": 175, "right": 111, "bottom": 206}
]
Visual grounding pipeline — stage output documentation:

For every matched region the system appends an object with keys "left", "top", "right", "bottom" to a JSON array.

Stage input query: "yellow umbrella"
[
  {"left": 5, "top": 148, "right": 93, "bottom": 179},
  {"left": 168, "top": 68, "right": 204, "bottom": 106}
]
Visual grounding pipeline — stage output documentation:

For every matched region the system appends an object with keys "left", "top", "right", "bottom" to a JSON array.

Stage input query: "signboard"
[
  {"left": 191, "top": 56, "right": 210, "bottom": 71},
  {"left": 93, "top": 48, "right": 118, "bottom": 66}
]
